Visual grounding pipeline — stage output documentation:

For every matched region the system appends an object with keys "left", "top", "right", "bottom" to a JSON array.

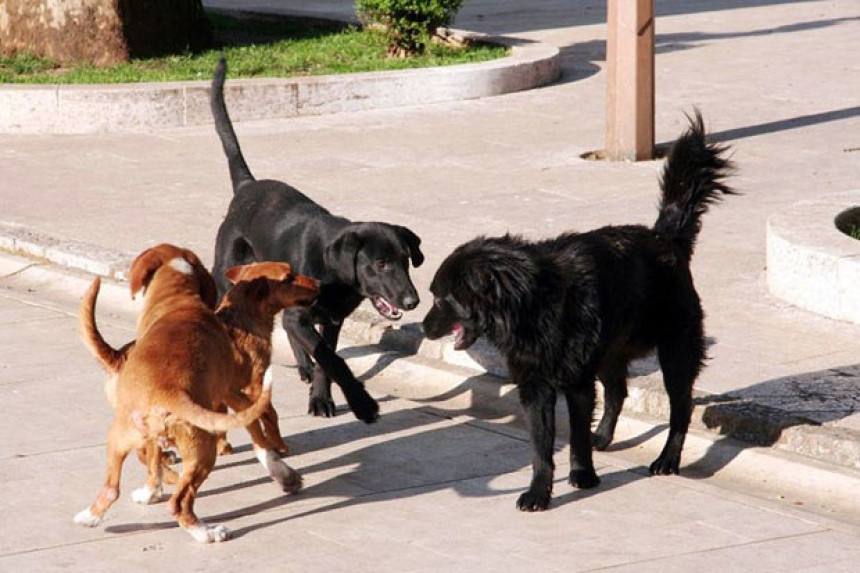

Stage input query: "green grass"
[
  {"left": 848, "top": 225, "right": 860, "bottom": 240},
  {"left": 0, "top": 12, "right": 506, "bottom": 84}
]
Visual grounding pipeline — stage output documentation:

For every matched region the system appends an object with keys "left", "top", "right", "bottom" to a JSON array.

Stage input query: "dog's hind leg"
[
  {"left": 74, "top": 419, "right": 135, "bottom": 527},
  {"left": 593, "top": 361, "right": 629, "bottom": 450},
  {"left": 169, "top": 430, "right": 228, "bottom": 543},
  {"left": 651, "top": 328, "right": 704, "bottom": 475},
  {"left": 516, "top": 380, "right": 558, "bottom": 511},
  {"left": 131, "top": 441, "right": 167, "bottom": 504},
  {"left": 564, "top": 383, "right": 601, "bottom": 490}
]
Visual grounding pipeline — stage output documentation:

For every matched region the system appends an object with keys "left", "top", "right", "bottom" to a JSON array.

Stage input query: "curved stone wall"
[{"left": 767, "top": 191, "right": 860, "bottom": 324}]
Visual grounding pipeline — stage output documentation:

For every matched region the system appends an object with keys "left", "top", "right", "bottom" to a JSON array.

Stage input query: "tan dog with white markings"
[{"left": 75, "top": 244, "right": 318, "bottom": 543}]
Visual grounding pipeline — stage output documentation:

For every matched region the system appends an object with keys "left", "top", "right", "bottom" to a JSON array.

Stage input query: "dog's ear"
[
  {"left": 128, "top": 247, "right": 166, "bottom": 299},
  {"left": 394, "top": 225, "right": 424, "bottom": 268},
  {"left": 463, "top": 264, "right": 496, "bottom": 300},
  {"left": 178, "top": 249, "right": 218, "bottom": 309},
  {"left": 325, "top": 230, "right": 361, "bottom": 284},
  {"left": 224, "top": 264, "right": 250, "bottom": 284}
]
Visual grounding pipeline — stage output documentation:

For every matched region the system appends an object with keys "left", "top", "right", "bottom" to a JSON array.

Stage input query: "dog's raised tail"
[
  {"left": 169, "top": 367, "right": 275, "bottom": 434},
  {"left": 80, "top": 277, "right": 127, "bottom": 374},
  {"left": 653, "top": 109, "right": 736, "bottom": 260},
  {"left": 211, "top": 57, "right": 255, "bottom": 193}
]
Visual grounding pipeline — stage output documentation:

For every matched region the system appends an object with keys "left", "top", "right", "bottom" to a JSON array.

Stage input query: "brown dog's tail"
[
  {"left": 168, "top": 367, "right": 275, "bottom": 434},
  {"left": 80, "top": 277, "right": 128, "bottom": 373}
]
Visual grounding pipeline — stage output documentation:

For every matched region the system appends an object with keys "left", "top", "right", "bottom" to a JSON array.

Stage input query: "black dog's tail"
[
  {"left": 211, "top": 57, "right": 255, "bottom": 193},
  {"left": 653, "top": 109, "right": 736, "bottom": 261}
]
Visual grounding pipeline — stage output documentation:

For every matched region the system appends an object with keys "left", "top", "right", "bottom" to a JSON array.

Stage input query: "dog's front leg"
[
  {"left": 74, "top": 419, "right": 133, "bottom": 527},
  {"left": 306, "top": 321, "right": 342, "bottom": 416},
  {"left": 286, "top": 327, "right": 316, "bottom": 383},
  {"left": 516, "top": 380, "right": 557, "bottom": 511},
  {"left": 283, "top": 309, "right": 379, "bottom": 423},
  {"left": 283, "top": 309, "right": 329, "bottom": 413},
  {"left": 224, "top": 386, "right": 301, "bottom": 493}
]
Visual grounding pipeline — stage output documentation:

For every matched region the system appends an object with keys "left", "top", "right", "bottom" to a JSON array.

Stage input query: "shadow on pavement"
[
  {"left": 558, "top": 16, "right": 859, "bottom": 89},
  {"left": 689, "top": 363, "right": 860, "bottom": 477},
  {"left": 705, "top": 106, "right": 860, "bottom": 144},
  {"left": 104, "top": 349, "right": 858, "bottom": 539},
  {"left": 471, "top": 0, "right": 842, "bottom": 35}
]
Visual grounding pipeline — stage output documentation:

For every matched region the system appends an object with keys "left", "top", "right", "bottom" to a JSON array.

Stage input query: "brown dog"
[
  {"left": 81, "top": 281, "right": 190, "bottom": 487},
  {"left": 80, "top": 273, "right": 290, "bottom": 470},
  {"left": 74, "top": 245, "right": 318, "bottom": 543},
  {"left": 78, "top": 246, "right": 220, "bottom": 486},
  {"left": 213, "top": 262, "right": 320, "bottom": 452}
]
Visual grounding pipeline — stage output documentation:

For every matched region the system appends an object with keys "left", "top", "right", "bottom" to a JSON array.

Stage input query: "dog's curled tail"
[
  {"left": 80, "top": 277, "right": 127, "bottom": 374},
  {"left": 211, "top": 56, "right": 255, "bottom": 193},
  {"left": 171, "top": 367, "right": 275, "bottom": 434},
  {"left": 653, "top": 109, "right": 736, "bottom": 260}
]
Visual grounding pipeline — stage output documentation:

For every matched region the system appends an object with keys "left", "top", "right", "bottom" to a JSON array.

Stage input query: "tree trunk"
[{"left": 0, "top": 0, "right": 212, "bottom": 67}]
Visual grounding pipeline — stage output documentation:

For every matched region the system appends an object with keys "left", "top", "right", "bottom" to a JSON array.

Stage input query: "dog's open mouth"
[
  {"left": 372, "top": 295, "right": 403, "bottom": 320},
  {"left": 452, "top": 323, "right": 468, "bottom": 350}
]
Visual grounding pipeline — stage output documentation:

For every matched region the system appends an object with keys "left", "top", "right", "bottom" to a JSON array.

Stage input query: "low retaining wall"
[{"left": 0, "top": 36, "right": 559, "bottom": 134}]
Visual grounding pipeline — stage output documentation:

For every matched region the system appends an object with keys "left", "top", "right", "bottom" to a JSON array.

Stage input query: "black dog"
[
  {"left": 210, "top": 58, "right": 424, "bottom": 423},
  {"left": 423, "top": 111, "right": 734, "bottom": 511}
]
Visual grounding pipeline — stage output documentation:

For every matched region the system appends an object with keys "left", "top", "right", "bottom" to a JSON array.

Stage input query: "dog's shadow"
[
  {"left": 688, "top": 363, "right": 860, "bottom": 478},
  {"left": 106, "top": 403, "right": 536, "bottom": 538},
  {"left": 104, "top": 378, "right": 655, "bottom": 539},
  {"left": 110, "top": 344, "right": 858, "bottom": 538}
]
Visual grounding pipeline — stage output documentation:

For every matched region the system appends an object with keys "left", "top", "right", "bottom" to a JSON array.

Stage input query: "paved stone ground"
[
  {"left": 2, "top": 0, "right": 858, "bottom": 458},
  {"left": 1, "top": 253, "right": 859, "bottom": 571},
  {"left": 0, "top": 0, "right": 859, "bottom": 569}
]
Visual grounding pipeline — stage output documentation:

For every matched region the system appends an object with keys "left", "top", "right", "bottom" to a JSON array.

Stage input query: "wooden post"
[{"left": 605, "top": 0, "right": 655, "bottom": 161}]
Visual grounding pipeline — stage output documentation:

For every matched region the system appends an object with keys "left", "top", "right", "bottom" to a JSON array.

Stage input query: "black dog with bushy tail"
[{"left": 423, "top": 111, "right": 735, "bottom": 511}]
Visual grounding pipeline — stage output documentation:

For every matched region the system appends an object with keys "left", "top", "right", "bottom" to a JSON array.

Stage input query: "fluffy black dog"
[
  {"left": 423, "top": 112, "right": 734, "bottom": 511},
  {"left": 210, "top": 58, "right": 424, "bottom": 423}
]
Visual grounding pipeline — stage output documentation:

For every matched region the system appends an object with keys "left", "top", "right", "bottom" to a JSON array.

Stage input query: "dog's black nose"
[{"left": 402, "top": 295, "right": 419, "bottom": 310}]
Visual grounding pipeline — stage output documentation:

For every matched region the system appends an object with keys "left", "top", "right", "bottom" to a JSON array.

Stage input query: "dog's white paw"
[
  {"left": 73, "top": 507, "right": 101, "bottom": 527},
  {"left": 131, "top": 485, "right": 163, "bottom": 505},
  {"left": 186, "top": 522, "right": 231, "bottom": 543}
]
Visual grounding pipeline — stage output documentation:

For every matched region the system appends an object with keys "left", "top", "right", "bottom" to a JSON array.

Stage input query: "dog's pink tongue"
[
  {"left": 373, "top": 296, "right": 402, "bottom": 320},
  {"left": 452, "top": 323, "right": 465, "bottom": 348}
]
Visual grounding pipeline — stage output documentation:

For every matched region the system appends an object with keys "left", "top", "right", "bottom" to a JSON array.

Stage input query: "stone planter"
[
  {"left": 0, "top": 35, "right": 559, "bottom": 134},
  {"left": 767, "top": 191, "right": 860, "bottom": 324}
]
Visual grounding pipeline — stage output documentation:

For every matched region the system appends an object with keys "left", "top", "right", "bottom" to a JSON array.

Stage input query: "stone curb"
[
  {"left": 767, "top": 190, "right": 860, "bottom": 325},
  {"left": 0, "top": 31, "right": 560, "bottom": 134},
  {"left": 0, "top": 222, "right": 133, "bottom": 280},
  {"left": 1, "top": 227, "right": 857, "bottom": 473}
]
